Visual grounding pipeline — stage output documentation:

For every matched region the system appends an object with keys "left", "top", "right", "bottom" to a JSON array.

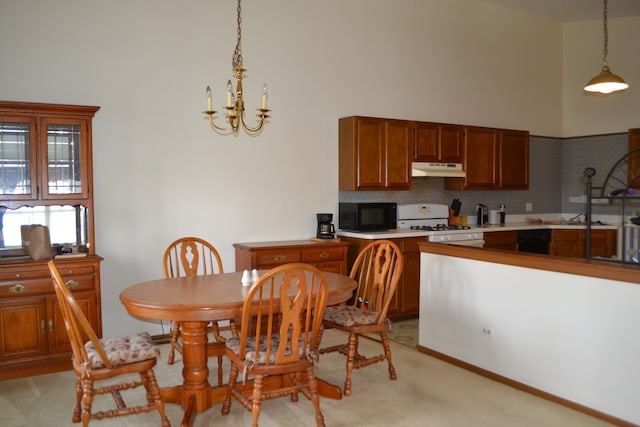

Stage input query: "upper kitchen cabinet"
[
  {"left": 629, "top": 128, "right": 640, "bottom": 189},
  {"left": 445, "top": 126, "right": 529, "bottom": 190},
  {"left": 499, "top": 129, "right": 529, "bottom": 190},
  {"left": 414, "top": 122, "right": 463, "bottom": 163},
  {"left": 339, "top": 116, "right": 413, "bottom": 191},
  {"left": 445, "top": 126, "right": 499, "bottom": 190},
  {"left": 0, "top": 101, "right": 99, "bottom": 208}
]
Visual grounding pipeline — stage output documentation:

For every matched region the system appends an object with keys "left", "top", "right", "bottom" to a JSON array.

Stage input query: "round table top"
[{"left": 120, "top": 270, "right": 356, "bottom": 322}]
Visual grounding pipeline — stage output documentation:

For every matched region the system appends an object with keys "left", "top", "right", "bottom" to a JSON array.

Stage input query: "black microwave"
[{"left": 338, "top": 202, "right": 397, "bottom": 231}]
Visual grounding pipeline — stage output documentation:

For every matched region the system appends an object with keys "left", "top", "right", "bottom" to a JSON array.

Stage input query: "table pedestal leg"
[{"left": 160, "top": 320, "right": 214, "bottom": 425}]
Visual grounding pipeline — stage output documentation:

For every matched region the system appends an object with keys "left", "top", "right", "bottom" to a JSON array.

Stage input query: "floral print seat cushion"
[
  {"left": 322, "top": 305, "right": 379, "bottom": 327},
  {"left": 85, "top": 331, "right": 160, "bottom": 369},
  {"left": 226, "top": 334, "right": 317, "bottom": 365}
]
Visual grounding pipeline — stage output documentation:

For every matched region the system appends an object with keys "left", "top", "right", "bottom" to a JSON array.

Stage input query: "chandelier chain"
[
  {"left": 602, "top": 0, "right": 609, "bottom": 66},
  {"left": 232, "top": 0, "right": 243, "bottom": 69}
]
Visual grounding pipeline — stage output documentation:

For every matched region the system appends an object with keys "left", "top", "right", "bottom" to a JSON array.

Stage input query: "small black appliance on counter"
[
  {"left": 338, "top": 202, "right": 397, "bottom": 231},
  {"left": 316, "top": 213, "right": 336, "bottom": 239}
]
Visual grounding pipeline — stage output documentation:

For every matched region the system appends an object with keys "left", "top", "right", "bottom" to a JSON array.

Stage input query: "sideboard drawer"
[
  {"left": 302, "top": 247, "right": 346, "bottom": 263},
  {"left": 253, "top": 249, "right": 301, "bottom": 267},
  {"left": 234, "top": 240, "right": 350, "bottom": 274}
]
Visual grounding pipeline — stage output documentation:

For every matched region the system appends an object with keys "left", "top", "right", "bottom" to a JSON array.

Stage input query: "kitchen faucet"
[{"left": 563, "top": 212, "right": 584, "bottom": 224}]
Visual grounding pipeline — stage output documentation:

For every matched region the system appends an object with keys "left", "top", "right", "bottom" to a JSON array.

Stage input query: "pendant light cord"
[
  {"left": 232, "top": 0, "right": 243, "bottom": 69},
  {"left": 602, "top": 0, "right": 609, "bottom": 67}
]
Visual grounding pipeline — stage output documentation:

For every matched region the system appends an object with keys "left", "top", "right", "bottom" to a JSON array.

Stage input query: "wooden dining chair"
[
  {"left": 221, "top": 263, "right": 329, "bottom": 427},
  {"left": 47, "top": 261, "right": 170, "bottom": 427},
  {"left": 318, "top": 239, "right": 404, "bottom": 396},
  {"left": 162, "top": 236, "right": 237, "bottom": 386}
]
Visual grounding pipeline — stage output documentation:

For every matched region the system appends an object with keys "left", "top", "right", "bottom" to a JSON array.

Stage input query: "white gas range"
[{"left": 397, "top": 204, "right": 485, "bottom": 247}]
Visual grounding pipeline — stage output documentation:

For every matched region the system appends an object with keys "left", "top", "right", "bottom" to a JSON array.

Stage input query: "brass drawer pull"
[
  {"left": 320, "top": 252, "right": 330, "bottom": 259},
  {"left": 41, "top": 320, "right": 45, "bottom": 334},
  {"left": 10, "top": 284, "right": 26, "bottom": 294},
  {"left": 273, "top": 255, "right": 286, "bottom": 262},
  {"left": 65, "top": 280, "right": 79, "bottom": 289},
  {"left": 49, "top": 319, "right": 54, "bottom": 332}
]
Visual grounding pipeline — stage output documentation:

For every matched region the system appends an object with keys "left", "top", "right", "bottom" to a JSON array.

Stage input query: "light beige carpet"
[
  {"left": 387, "top": 318, "right": 418, "bottom": 348},
  {"left": 0, "top": 328, "right": 613, "bottom": 427}
]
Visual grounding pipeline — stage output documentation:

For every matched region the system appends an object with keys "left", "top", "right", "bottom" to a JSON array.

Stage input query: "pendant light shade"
[
  {"left": 584, "top": 65, "right": 629, "bottom": 94},
  {"left": 583, "top": 0, "right": 629, "bottom": 95}
]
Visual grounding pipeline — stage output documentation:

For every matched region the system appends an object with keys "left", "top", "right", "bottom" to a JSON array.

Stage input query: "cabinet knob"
[
  {"left": 320, "top": 252, "right": 330, "bottom": 259},
  {"left": 49, "top": 319, "right": 54, "bottom": 332},
  {"left": 10, "top": 283, "right": 26, "bottom": 294},
  {"left": 41, "top": 320, "right": 45, "bottom": 334},
  {"left": 65, "top": 280, "right": 79, "bottom": 289}
]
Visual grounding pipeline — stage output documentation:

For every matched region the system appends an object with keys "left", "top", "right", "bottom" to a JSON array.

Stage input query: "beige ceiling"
[{"left": 483, "top": 0, "right": 640, "bottom": 22}]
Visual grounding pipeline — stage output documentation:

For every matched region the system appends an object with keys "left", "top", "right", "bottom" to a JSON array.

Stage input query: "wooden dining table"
[{"left": 120, "top": 269, "right": 356, "bottom": 426}]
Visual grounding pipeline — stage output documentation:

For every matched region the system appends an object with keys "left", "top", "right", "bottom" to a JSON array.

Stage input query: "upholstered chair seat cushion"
[
  {"left": 226, "top": 334, "right": 316, "bottom": 365},
  {"left": 85, "top": 331, "right": 160, "bottom": 368},
  {"left": 323, "top": 305, "right": 379, "bottom": 327}
]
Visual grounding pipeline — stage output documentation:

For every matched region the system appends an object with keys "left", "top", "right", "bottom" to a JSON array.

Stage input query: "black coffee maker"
[{"left": 316, "top": 213, "right": 336, "bottom": 239}]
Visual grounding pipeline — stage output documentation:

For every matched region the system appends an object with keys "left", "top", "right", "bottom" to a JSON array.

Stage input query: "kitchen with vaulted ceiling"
[{"left": 1, "top": 0, "right": 640, "bottom": 425}]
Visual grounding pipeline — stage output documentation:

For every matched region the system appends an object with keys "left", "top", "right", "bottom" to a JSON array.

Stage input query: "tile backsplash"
[{"left": 339, "top": 132, "right": 636, "bottom": 217}]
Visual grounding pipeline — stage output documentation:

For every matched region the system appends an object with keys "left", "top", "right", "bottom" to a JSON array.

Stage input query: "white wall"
[
  {"left": 420, "top": 252, "right": 640, "bottom": 424},
  {"left": 0, "top": 0, "right": 637, "bottom": 337},
  {"left": 563, "top": 16, "right": 640, "bottom": 136}
]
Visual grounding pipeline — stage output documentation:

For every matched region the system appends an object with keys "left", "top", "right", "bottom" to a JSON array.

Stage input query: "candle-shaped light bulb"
[
  {"left": 226, "top": 80, "right": 233, "bottom": 107},
  {"left": 261, "top": 84, "right": 268, "bottom": 109},
  {"left": 206, "top": 86, "right": 213, "bottom": 111}
]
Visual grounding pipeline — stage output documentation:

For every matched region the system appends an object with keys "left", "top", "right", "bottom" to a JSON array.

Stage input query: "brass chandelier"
[
  {"left": 204, "top": 0, "right": 270, "bottom": 136},
  {"left": 584, "top": 0, "right": 629, "bottom": 94}
]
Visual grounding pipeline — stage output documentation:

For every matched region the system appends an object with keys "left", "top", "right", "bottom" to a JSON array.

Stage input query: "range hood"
[{"left": 412, "top": 162, "right": 466, "bottom": 178}]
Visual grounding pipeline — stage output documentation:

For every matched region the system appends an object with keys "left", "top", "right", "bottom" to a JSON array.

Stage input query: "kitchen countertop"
[{"left": 337, "top": 222, "right": 619, "bottom": 240}]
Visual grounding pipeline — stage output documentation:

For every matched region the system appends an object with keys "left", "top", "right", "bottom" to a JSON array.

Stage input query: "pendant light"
[
  {"left": 584, "top": 0, "right": 629, "bottom": 94},
  {"left": 203, "top": 0, "right": 270, "bottom": 136}
]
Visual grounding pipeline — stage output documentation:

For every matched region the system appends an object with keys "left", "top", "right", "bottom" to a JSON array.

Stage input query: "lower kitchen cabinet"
[
  {"left": 234, "top": 240, "right": 349, "bottom": 275},
  {"left": 550, "top": 229, "right": 616, "bottom": 258},
  {"left": 338, "top": 236, "right": 420, "bottom": 320},
  {"left": 483, "top": 230, "right": 518, "bottom": 251},
  {"left": 0, "top": 257, "right": 102, "bottom": 380}
]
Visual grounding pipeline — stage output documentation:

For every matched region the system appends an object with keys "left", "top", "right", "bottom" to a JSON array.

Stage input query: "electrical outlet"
[{"left": 525, "top": 202, "right": 533, "bottom": 212}]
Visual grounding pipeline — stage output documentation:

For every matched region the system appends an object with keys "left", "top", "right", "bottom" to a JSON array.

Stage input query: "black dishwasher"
[{"left": 517, "top": 229, "right": 551, "bottom": 254}]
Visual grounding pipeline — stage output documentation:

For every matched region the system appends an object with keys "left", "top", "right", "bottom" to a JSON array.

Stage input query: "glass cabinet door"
[
  {"left": 0, "top": 116, "right": 38, "bottom": 201},
  {"left": 40, "top": 117, "right": 89, "bottom": 200}
]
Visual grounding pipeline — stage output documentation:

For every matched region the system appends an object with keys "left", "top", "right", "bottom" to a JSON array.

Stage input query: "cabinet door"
[
  {"left": 439, "top": 124, "right": 463, "bottom": 163},
  {"left": 414, "top": 123, "right": 462, "bottom": 163},
  {"left": 40, "top": 117, "right": 91, "bottom": 200},
  {"left": 583, "top": 230, "right": 616, "bottom": 258},
  {"left": 48, "top": 292, "right": 96, "bottom": 354},
  {"left": 0, "top": 297, "right": 47, "bottom": 361},
  {"left": 0, "top": 115, "right": 38, "bottom": 202},
  {"left": 414, "top": 122, "right": 439, "bottom": 161},
  {"left": 354, "top": 118, "right": 386, "bottom": 189},
  {"left": 398, "top": 238, "right": 421, "bottom": 316},
  {"left": 384, "top": 120, "right": 412, "bottom": 190},
  {"left": 462, "top": 127, "right": 499, "bottom": 189},
  {"left": 500, "top": 130, "right": 529, "bottom": 190},
  {"left": 550, "top": 230, "right": 580, "bottom": 258}
]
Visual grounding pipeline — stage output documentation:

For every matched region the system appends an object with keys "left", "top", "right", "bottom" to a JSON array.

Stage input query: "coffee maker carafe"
[{"left": 316, "top": 213, "right": 336, "bottom": 239}]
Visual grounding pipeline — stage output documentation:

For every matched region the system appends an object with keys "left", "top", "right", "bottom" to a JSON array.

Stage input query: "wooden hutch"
[{"left": 0, "top": 101, "right": 102, "bottom": 379}]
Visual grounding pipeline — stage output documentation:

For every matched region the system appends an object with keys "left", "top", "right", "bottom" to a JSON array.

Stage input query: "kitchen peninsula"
[{"left": 417, "top": 242, "right": 640, "bottom": 426}]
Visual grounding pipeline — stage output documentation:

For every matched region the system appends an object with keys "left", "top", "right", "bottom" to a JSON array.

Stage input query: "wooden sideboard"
[
  {"left": 234, "top": 239, "right": 349, "bottom": 275},
  {"left": 0, "top": 256, "right": 102, "bottom": 380}
]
